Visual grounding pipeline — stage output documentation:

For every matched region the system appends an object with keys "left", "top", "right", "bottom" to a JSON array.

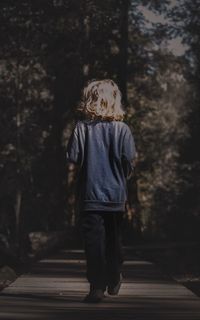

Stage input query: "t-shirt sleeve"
[
  {"left": 66, "top": 124, "right": 81, "bottom": 165},
  {"left": 121, "top": 126, "right": 137, "bottom": 180}
]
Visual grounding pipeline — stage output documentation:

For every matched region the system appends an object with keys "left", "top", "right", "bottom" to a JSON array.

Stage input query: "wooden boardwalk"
[{"left": 0, "top": 248, "right": 200, "bottom": 320}]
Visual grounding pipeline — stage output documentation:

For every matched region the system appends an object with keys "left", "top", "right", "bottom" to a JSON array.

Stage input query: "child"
[{"left": 66, "top": 79, "right": 137, "bottom": 302}]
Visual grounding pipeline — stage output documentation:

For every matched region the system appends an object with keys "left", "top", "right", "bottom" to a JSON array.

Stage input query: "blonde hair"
[{"left": 77, "top": 79, "right": 125, "bottom": 121}]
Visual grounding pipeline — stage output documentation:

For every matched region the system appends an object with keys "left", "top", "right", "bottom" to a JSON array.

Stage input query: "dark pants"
[{"left": 81, "top": 210, "right": 124, "bottom": 290}]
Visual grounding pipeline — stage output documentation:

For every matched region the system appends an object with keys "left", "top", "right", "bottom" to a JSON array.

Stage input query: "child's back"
[{"left": 67, "top": 119, "right": 136, "bottom": 212}]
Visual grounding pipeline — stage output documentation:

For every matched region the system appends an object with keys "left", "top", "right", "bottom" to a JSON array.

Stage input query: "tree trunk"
[{"left": 118, "top": 0, "right": 129, "bottom": 103}]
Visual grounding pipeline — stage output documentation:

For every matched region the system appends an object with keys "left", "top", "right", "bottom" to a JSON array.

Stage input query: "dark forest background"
[{"left": 0, "top": 0, "right": 200, "bottom": 261}]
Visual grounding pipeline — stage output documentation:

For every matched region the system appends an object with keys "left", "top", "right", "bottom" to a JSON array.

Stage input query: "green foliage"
[{"left": 126, "top": 1, "right": 200, "bottom": 239}]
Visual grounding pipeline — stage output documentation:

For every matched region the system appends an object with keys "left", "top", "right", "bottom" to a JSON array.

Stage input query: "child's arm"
[
  {"left": 121, "top": 126, "right": 137, "bottom": 180},
  {"left": 66, "top": 124, "right": 83, "bottom": 197},
  {"left": 66, "top": 126, "right": 82, "bottom": 181},
  {"left": 66, "top": 124, "right": 82, "bottom": 167}
]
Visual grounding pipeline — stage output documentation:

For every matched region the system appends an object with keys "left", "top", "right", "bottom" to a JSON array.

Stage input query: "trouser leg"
[
  {"left": 81, "top": 211, "right": 107, "bottom": 290},
  {"left": 104, "top": 212, "right": 124, "bottom": 286}
]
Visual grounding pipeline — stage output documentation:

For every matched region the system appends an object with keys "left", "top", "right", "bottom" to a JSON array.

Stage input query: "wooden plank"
[{"left": 0, "top": 249, "right": 200, "bottom": 320}]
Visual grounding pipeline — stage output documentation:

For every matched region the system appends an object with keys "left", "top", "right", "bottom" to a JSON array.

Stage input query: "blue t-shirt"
[{"left": 66, "top": 119, "right": 136, "bottom": 212}]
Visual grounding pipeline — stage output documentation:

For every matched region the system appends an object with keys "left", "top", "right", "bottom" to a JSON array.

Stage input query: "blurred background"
[{"left": 0, "top": 0, "right": 200, "bottom": 283}]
